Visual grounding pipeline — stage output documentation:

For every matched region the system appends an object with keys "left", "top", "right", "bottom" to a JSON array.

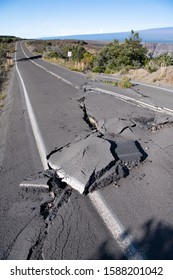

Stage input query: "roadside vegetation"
[
  {"left": 0, "top": 36, "right": 19, "bottom": 108},
  {"left": 145, "top": 53, "right": 173, "bottom": 73},
  {"left": 27, "top": 39, "right": 94, "bottom": 72},
  {"left": 27, "top": 31, "right": 173, "bottom": 85},
  {"left": 92, "top": 31, "right": 148, "bottom": 73},
  {"left": 103, "top": 77, "right": 132, "bottom": 88}
]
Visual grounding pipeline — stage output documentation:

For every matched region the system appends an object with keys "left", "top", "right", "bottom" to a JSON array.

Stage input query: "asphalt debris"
[
  {"left": 48, "top": 134, "right": 145, "bottom": 195},
  {"left": 133, "top": 116, "right": 173, "bottom": 132}
]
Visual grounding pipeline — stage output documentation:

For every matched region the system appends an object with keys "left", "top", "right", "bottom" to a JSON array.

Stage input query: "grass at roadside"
[
  {"left": 0, "top": 91, "right": 6, "bottom": 108},
  {"left": 0, "top": 36, "right": 19, "bottom": 109},
  {"left": 0, "top": 68, "right": 11, "bottom": 109},
  {"left": 103, "top": 77, "right": 132, "bottom": 89}
]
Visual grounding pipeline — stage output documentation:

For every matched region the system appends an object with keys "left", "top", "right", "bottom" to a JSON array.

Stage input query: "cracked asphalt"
[{"left": 1, "top": 41, "right": 173, "bottom": 259}]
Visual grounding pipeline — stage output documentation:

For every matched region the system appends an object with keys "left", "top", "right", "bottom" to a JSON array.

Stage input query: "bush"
[
  {"left": 145, "top": 61, "right": 159, "bottom": 73},
  {"left": 92, "top": 31, "right": 148, "bottom": 73},
  {"left": 118, "top": 77, "right": 132, "bottom": 88},
  {"left": 92, "top": 65, "right": 105, "bottom": 73},
  {"left": 0, "top": 91, "right": 6, "bottom": 108},
  {"left": 154, "top": 53, "right": 173, "bottom": 67},
  {"left": 0, "top": 37, "right": 16, "bottom": 95},
  {"left": 103, "top": 80, "right": 118, "bottom": 86},
  {"left": 105, "top": 68, "right": 116, "bottom": 74},
  {"left": 145, "top": 53, "right": 173, "bottom": 73},
  {"left": 71, "top": 45, "right": 86, "bottom": 62},
  {"left": 82, "top": 52, "right": 94, "bottom": 70},
  {"left": 119, "top": 66, "right": 131, "bottom": 74},
  {"left": 44, "top": 50, "right": 64, "bottom": 59}
]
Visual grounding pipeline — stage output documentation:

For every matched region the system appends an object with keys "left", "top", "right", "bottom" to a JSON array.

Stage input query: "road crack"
[{"left": 3, "top": 216, "right": 36, "bottom": 260}]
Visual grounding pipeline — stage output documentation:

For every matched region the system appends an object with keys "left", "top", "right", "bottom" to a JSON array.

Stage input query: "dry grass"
[
  {"left": 103, "top": 77, "right": 132, "bottom": 88},
  {"left": 0, "top": 92, "right": 6, "bottom": 108},
  {"left": 44, "top": 57, "right": 89, "bottom": 72},
  {"left": 118, "top": 77, "right": 132, "bottom": 88}
]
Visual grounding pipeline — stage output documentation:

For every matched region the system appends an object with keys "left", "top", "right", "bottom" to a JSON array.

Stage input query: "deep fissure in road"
[{"left": 24, "top": 168, "right": 73, "bottom": 259}]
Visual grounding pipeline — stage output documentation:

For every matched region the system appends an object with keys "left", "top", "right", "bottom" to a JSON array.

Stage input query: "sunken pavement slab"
[{"left": 48, "top": 134, "right": 144, "bottom": 195}]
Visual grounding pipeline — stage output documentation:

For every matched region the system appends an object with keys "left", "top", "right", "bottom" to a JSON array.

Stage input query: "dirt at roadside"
[{"left": 115, "top": 66, "right": 173, "bottom": 87}]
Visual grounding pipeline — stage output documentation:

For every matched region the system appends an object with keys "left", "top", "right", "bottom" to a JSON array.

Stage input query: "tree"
[
  {"left": 123, "top": 30, "right": 148, "bottom": 67},
  {"left": 92, "top": 31, "right": 148, "bottom": 73}
]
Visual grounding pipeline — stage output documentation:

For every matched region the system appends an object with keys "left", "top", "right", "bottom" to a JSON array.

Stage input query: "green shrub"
[
  {"left": 103, "top": 80, "right": 118, "bottom": 86},
  {"left": 44, "top": 51, "right": 63, "bottom": 59},
  {"left": 92, "top": 66, "right": 105, "bottom": 73},
  {"left": 82, "top": 52, "right": 94, "bottom": 69},
  {"left": 118, "top": 77, "right": 132, "bottom": 88},
  {"left": 154, "top": 53, "right": 173, "bottom": 67},
  {"left": 0, "top": 91, "right": 6, "bottom": 108},
  {"left": 119, "top": 66, "right": 131, "bottom": 74},
  {"left": 92, "top": 30, "right": 147, "bottom": 73},
  {"left": 71, "top": 45, "right": 86, "bottom": 62},
  {"left": 105, "top": 68, "right": 115, "bottom": 74},
  {"left": 145, "top": 61, "right": 159, "bottom": 73}
]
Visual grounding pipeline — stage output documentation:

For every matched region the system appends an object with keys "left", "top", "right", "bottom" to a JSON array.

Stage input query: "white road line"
[
  {"left": 131, "top": 80, "right": 173, "bottom": 93},
  {"left": 15, "top": 42, "right": 145, "bottom": 260},
  {"left": 15, "top": 43, "right": 48, "bottom": 170},
  {"left": 48, "top": 162, "right": 144, "bottom": 259},
  {"left": 20, "top": 183, "right": 49, "bottom": 190},
  {"left": 89, "top": 191, "right": 145, "bottom": 260},
  {"left": 99, "top": 75, "right": 173, "bottom": 93},
  {"left": 93, "top": 87, "right": 173, "bottom": 116},
  {"left": 163, "top": 107, "right": 173, "bottom": 113},
  {"left": 20, "top": 43, "right": 73, "bottom": 86}
]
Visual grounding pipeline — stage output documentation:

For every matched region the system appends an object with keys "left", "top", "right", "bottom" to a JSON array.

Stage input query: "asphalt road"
[{"left": 1, "top": 41, "right": 173, "bottom": 260}]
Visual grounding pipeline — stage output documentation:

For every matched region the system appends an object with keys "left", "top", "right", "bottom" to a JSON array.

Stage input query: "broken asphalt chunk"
[
  {"left": 98, "top": 118, "right": 136, "bottom": 136},
  {"left": 133, "top": 115, "right": 173, "bottom": 132},
  {"left": 48, "top": 135, "right": 145, "bottom": 194},
  {"left": 115, "top": 140, "right": 145, "bottom": 167}
]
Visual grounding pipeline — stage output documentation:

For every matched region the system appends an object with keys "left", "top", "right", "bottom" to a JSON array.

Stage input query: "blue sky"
[{"left": 0, "top": 0, "right": 173, "bottom": 38}]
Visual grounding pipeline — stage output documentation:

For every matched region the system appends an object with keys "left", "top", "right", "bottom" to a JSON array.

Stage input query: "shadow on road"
[
  {"left": 135, "top": 140, "right": 148, "bottom": 161},
  {"left": 93, "top": 219, "right": 173, "bottom": 260},
  {"left": 16, "top": 55, "right": 42, "bottom": 62},
  {"left": 95, "top": 240, "right": 126, "bottom": 260},
  {"left": 126, "top": 219, "right": 173, "bottom": 260},
  {"left": 138, "top": 219, "right": 173, "bottom": 259}
]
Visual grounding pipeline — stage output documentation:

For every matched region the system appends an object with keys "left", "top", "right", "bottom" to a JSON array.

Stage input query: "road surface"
[{"left": 0, "top": 41, "right": 173, "bottom": 260}]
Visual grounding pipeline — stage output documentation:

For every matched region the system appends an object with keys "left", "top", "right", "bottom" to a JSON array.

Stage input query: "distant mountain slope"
[
  {"left": 143, "top": 42, "right": 173, "bottom": 57},
  {"left": 40, "top": 27, "right": 173, "bottom": 43}
]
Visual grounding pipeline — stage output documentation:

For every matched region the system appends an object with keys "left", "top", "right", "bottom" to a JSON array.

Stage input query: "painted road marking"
[
  {"left": 93, "top": 87, "right": 173, "bottom": 116},
  {"left": 132, "top": 80, "right": 173, "bottom": 93},
  {"left": 98, "top": 75, "right": 173, "bottom": 93},
  {"left": 20, "top": 183, "right": 49, "bottom": 190},
  {"left": 89, "top": 191, "right": 145, "bottom": 260},
  {"left": 20, "top": 43, "right": 73, "bottom": 86},
  {"left": 15, "top": 44, "right": 48, "bottom": 170}
]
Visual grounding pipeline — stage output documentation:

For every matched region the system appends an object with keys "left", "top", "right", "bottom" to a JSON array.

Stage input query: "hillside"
[{"left": 143, "top": 42, "right": 173, "bottom": 57}]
